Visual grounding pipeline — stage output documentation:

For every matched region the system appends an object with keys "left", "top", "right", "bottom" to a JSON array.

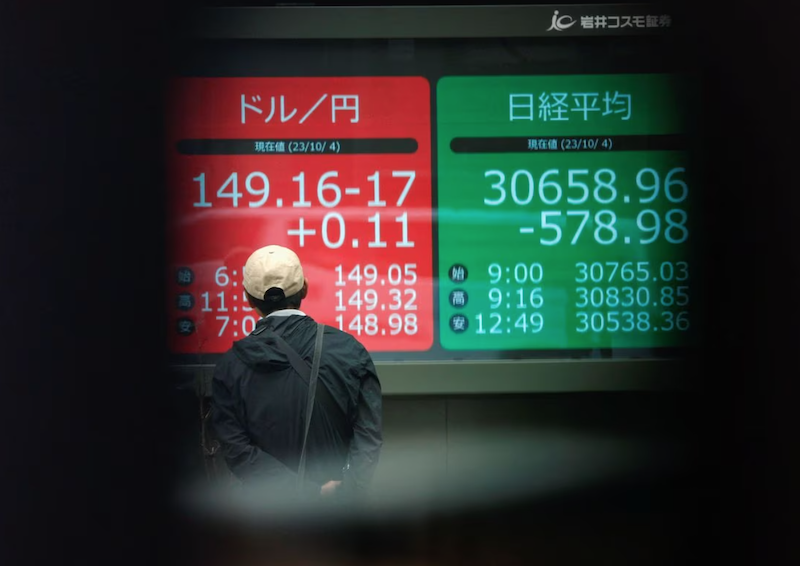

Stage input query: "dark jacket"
[{"left": 211, "top": 312, "right": 382, "bottom": 497}]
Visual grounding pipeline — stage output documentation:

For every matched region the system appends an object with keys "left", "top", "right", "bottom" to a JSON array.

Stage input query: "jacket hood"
[{"left": 231, "top": 314, "right": 314, "bottom": 371}]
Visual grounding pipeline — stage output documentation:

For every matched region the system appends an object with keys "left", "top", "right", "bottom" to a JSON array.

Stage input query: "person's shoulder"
[
  {"left": 218, "top": 346, "right": 241, "bottom": 363},
  {"left": 212, "top": 346, "right": 244, "bottom": 381},
  {"left": 321, "top": 323, "right": 365, "bottom": 348},
  {"left": 319, "top": 323, "right": 376, "bottom": 368}
]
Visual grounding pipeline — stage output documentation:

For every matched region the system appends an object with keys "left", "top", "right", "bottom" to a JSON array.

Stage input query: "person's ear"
[{"left": 299, "top": 279, "right": 308, "bottom": 300}]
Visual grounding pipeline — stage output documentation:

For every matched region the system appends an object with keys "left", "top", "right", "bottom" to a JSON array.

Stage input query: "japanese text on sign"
[
  {"left": 509, "top": 92, "right": 631, "bottom": 121},
  {"left": 242, "top": 94, "right": 359, "bottom": 124}
]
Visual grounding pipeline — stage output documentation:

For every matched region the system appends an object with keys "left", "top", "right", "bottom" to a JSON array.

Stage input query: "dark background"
[{"left": 2, "top": 1, "right": 798, "bottom": 565}]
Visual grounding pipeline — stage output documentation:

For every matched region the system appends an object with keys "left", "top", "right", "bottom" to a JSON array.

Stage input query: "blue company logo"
[{"left": 546, "top": 10, "right": 577, "bottom": 32}]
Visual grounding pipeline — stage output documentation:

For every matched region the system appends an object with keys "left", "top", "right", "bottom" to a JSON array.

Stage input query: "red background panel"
[{"left": 165, "top": 77, "right": 432, "bottom": 354}]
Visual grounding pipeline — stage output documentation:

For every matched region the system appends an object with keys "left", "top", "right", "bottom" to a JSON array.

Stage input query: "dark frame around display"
[{"left": 167, "top": 4, "right": 701, "bottom": 394}]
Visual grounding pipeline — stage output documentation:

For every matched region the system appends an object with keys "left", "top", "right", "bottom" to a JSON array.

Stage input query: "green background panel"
[
  {"left": 436, "top": 74, "right": 687, "bottom": 137},
  {"left": 436, "top": 74, "right": 696, "bottom": 351}
]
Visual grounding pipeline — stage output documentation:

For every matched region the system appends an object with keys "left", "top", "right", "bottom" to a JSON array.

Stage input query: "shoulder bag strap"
[{"left": 297, "top": 323, "right": 324, "bottom": 490}]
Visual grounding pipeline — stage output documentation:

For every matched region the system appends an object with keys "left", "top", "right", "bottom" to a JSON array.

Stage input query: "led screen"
[
  {"left": 167, "top": 77, "right": 432, "bottom": 354},
  {"left": 165, "top": 32, "right": 700, "bottom": 363},
  {"left": 437, "top": 74, "right": 695, "bottom": 350}
]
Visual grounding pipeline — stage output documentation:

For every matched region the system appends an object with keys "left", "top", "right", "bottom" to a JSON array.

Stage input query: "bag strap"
[
  {"left": 297, "top": 323, "right": 324, "bottom": 489},
  {"left": 263, "top": 326, "right": 315, "bottom": 383}
]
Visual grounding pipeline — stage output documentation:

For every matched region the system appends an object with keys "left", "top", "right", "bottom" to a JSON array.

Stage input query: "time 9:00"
[{"left": 489, "top": 262, "right": 544, "bottom": 284}]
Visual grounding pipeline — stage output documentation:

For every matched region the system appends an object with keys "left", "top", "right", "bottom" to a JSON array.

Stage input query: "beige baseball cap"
[{"left": 242, "top": 245, "right": 305, "bottom": 301}]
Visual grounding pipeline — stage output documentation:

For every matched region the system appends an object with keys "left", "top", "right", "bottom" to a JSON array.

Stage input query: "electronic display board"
[
  {"left": 437, "top": 74, "right": 694, "bottom": 351},
  {"left": 166, "top": 5, "right": 700, "bottom": 390},
  {"left": 167, "top": 77, "right": 432, "bottom": 354}
]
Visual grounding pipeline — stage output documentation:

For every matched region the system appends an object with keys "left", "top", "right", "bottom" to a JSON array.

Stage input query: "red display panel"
[{"left": 166, "top": 77, "right": 432, "bottom": 354}]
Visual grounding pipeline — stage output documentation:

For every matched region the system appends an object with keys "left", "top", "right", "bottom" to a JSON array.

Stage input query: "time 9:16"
[{"left": 489, "top": 287, "right": 543, "bottom": 310}]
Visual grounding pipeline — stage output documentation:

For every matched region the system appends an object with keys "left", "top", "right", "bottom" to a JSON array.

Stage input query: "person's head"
[{"left": 242, "top": 245, "right": 308, "bottom": 316}]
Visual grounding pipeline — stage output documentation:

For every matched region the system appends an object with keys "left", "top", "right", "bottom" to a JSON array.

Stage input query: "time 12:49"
[{"left": 475, "top": 313, "right": 544, "bottom": 334}]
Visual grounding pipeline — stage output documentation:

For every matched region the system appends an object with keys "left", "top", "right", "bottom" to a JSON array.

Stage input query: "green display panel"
[{"left": 437, "top": 74, "right": 697, "bottom": 351}]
